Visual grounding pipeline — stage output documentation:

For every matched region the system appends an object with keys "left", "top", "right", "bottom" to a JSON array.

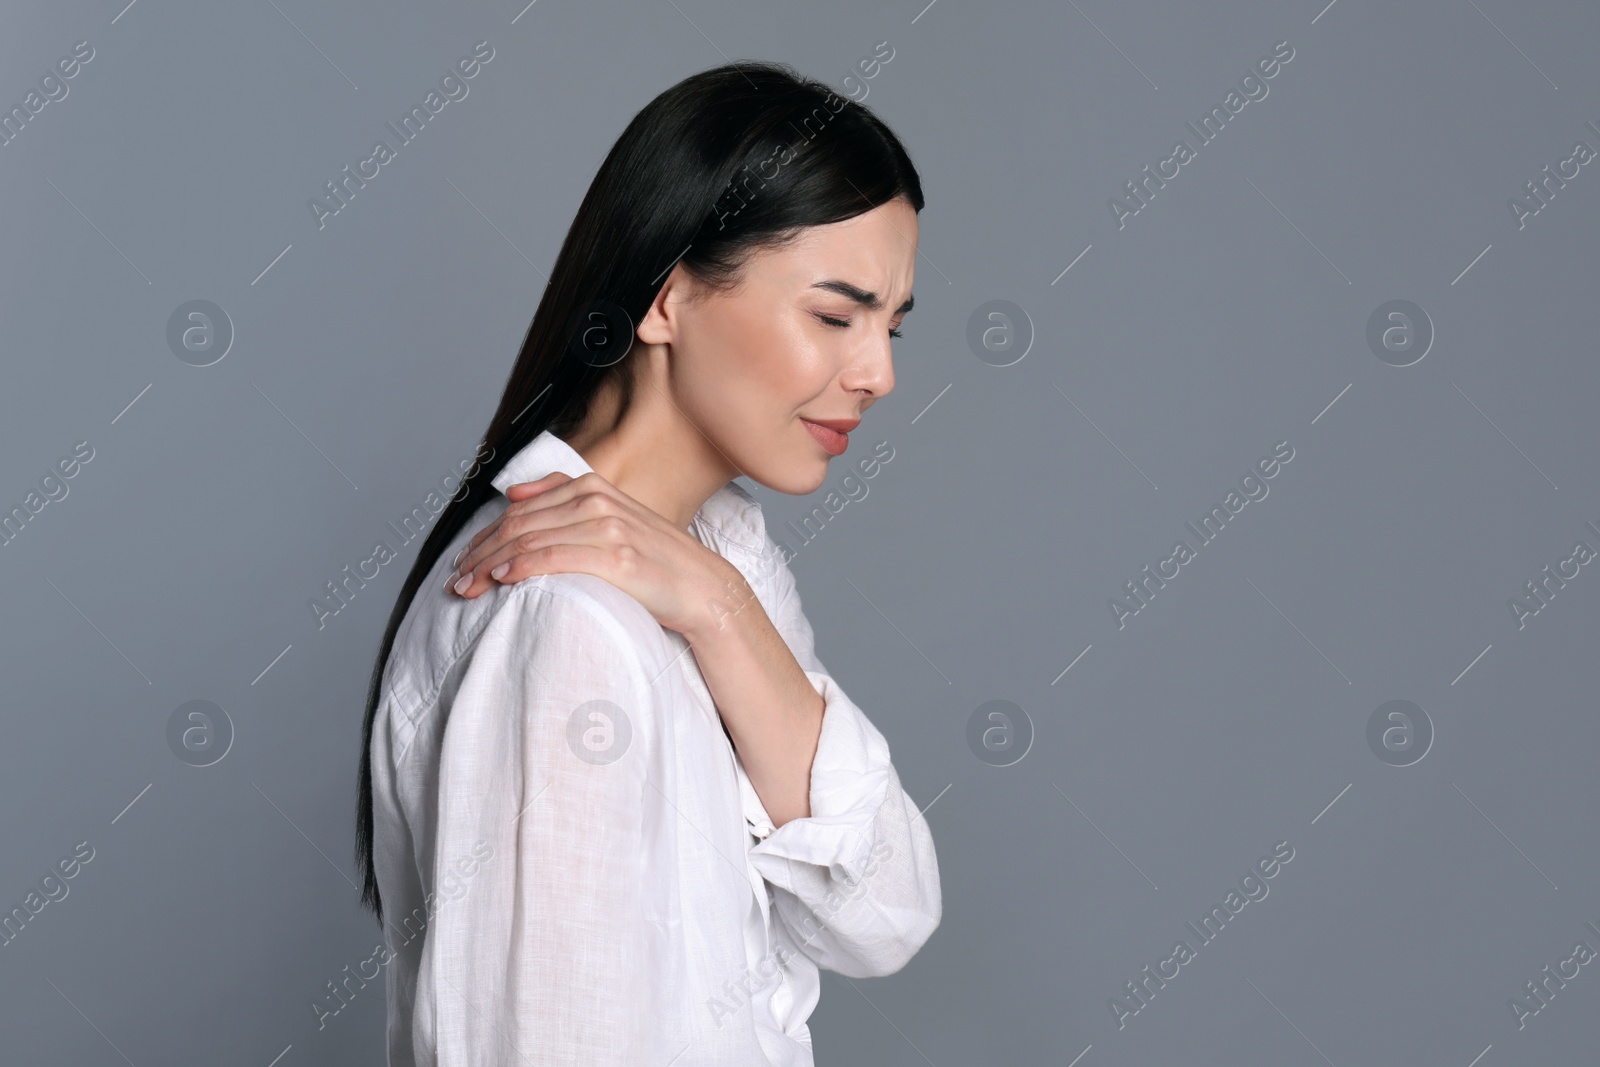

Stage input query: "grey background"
[{"left": 2, "top": 0, "right": 1597, "bottom": 1063}]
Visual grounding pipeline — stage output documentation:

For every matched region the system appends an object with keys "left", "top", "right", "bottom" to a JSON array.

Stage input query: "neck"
[{"left": 561, "top": 347, "right": 740, "bottom": 531}]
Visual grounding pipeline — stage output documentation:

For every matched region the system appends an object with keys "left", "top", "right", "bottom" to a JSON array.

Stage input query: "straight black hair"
[{"left": 355, "top": 59, "right": 924, "bottom": 926}]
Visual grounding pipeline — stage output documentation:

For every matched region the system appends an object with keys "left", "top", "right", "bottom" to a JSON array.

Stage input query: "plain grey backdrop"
[{"left": 3, "top": 0, "right": 1598, "bottom": 1063}]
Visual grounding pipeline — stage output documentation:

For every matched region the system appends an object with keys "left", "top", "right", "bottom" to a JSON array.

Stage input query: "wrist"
[{"left": 683, "top": 559, "right": 760, "bottom": 646}]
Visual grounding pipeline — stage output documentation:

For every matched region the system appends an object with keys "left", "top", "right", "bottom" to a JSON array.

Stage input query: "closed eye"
[{"left": 817, "top": 313, "right": 903, "bottom": 338}]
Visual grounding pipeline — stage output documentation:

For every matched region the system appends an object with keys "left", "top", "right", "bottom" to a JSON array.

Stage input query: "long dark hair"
[{"left": 355, "top": 59, "right": 925, "bottom": 925}]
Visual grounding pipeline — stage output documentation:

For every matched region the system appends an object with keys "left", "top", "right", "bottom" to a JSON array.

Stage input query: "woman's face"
[{"left": 646, "top": 196, "right": 918, "bottom": 496}]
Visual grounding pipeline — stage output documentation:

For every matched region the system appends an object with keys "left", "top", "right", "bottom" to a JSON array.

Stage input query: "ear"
[{"left": 636, "top": 262, "right": 692, "bottom": 346}]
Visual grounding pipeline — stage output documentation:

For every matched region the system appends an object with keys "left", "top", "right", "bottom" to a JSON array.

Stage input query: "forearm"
[{"left": 683, "top": 561, "right": 824, "bottom": 827}]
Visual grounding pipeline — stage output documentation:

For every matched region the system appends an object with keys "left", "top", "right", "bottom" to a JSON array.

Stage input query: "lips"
[
  {"left": 800, "top": 417, "right": 861, "bottom": 432},
  {"left": 801, "top": 418, "right": 851, "bottom": 456}
]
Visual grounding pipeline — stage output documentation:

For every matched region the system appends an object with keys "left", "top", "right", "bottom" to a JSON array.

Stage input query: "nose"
[{"left": 845, "top": 335, "right": 895, "bottom": 401}]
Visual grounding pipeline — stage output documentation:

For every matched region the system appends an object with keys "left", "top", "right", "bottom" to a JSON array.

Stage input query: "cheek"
[
  {"left": 678, "top": 329, "right": 762, "bottom": 414},
  {"left": 687, "top": 312, "right": 830, "bottom": 417},
  {"left": 760, "top": 315, "right": 836, "bottom": 401}
]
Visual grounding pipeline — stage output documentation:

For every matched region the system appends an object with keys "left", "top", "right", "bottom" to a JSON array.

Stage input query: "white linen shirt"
[{"left": 368, "top": 428, "right": 942, "bottom": 1066}]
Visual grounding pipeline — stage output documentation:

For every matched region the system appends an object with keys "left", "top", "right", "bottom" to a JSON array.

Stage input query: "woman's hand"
[{"left": 443, "top": 471, "right": 756, "bottom": 640}]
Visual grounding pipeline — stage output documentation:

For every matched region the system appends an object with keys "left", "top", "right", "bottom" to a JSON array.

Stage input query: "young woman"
[{"left": 356, "top": 60, "right": 941, "bottom": 1065}]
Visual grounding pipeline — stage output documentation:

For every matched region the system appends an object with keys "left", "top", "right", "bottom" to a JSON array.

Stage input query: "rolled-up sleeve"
[
  {"left": 417, "top": 578, "right": 679, "bottom": 1064},
  {"left": 732, "top": 543, "right": 943, "bottom": 978}
]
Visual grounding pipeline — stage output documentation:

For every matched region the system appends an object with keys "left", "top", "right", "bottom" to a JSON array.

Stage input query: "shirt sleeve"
[
  {"left": 417, "top": 577, "right": 681, "bottom": 1064},
  {"left": 732, "top": 542, "right": 943, "bottom": 979}
]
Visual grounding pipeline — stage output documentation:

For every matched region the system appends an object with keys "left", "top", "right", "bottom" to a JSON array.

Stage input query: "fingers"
[
  {"left": 449, "top": 534, "right": 610, "bottom": 599},
  {"left": 454, "top": 513, "right": 504, "bottom": 573},
  {"left": 450, "top": 517, "right": 575, "bottom": 597},
  {"left": 446, "top": 474, "right": 632, "bottom": 598},
  {"left": 504, "top": 471, "right": 569, "bottom": 500},
  {"left": 449, "top": 473, "right": 572, "bottom": 588}
]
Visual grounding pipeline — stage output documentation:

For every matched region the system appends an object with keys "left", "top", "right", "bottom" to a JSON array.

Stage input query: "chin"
[
  {"left": 800, "top": 461, "right": 832, "bottom": 494},
  {"left": 750, "top": 458, "right": 831, "bottom": 497}
]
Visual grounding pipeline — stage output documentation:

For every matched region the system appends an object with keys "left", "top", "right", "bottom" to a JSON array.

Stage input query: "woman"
[{"left": 356, "top": 60, "right": 942, "bottom": 1065}]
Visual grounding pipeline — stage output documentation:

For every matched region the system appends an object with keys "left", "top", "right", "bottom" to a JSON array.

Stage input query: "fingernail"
[
  {"left": 452, "top": 547, "right": 466, "bottom": 567},
  {"left": 453, "top": 574, "right": 473, "bottom": 595},
  {"left": 443, "top": 570, "right": 459, "bottom": 591},
  {"left": 491, "top": 563, "right": 510, "bottom": 580}
]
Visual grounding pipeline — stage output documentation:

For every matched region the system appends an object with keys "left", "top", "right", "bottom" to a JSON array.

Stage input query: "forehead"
[{"left": 761, "top": 200, "right": 918, "bottom": 289}]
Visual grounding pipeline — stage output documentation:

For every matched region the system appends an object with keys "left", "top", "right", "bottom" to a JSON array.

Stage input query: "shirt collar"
[
  {"left": 488, "top": 428, "right": 767, "bottom": 554},
  {"left": 489, "top": 427, "right": 594, "bottom": 492}
]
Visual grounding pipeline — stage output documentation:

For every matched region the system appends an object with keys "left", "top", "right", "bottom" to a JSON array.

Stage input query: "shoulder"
[
  {"left": 476, "top": 573, "right": 670, "bottom": 684},
  {"left": 384, "top": 500, "right": 672, "bottom": 709},
  {"left": 500, "top": 572, "right": 652, "bottom": 640}
]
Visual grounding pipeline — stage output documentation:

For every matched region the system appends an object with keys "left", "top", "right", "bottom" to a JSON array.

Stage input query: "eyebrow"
[{"left": 810, "top": 280, "right": 915, "bottom": 316}]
